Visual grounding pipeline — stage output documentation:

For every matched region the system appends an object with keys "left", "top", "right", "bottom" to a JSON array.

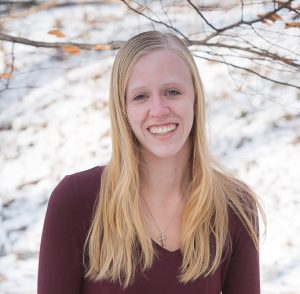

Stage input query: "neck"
[{"left": 140, "top": 145, "right": 191, "bottom": 202}]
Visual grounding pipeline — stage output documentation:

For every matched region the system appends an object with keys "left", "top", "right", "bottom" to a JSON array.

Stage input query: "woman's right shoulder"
[
  {"left": 47, "top": 165, "right": 106, "bottom": 223},
  {"left": 38, "top": 166, "right": 106, "bottom": 293}
]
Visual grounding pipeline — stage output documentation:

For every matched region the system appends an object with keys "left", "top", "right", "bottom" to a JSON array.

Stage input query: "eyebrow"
[{"left": 127, "top": 81, "right": 186, "bottom": 94}]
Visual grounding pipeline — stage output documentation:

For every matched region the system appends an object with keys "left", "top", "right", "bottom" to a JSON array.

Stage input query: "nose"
[{"left": 149, "top": 94, "right": 170, "bottom": 117}]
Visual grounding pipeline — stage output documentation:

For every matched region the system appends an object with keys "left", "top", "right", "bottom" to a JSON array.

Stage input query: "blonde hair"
[{"left": 84, "top": 31, "right": 265, "bottom": 287}]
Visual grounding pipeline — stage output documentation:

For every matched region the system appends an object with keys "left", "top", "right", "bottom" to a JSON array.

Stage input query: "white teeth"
[{"left": 149, "top": 124, "right": 177, "bottom": 135}]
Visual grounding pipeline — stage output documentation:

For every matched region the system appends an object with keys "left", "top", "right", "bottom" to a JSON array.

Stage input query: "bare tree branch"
[
  {"left": 0, "top": 1, "right": 37, "bottom": 7},
  {"left": 200, "top": 0, "right": 293, "bottom": 42},
  {"left": 190, "top": 41, "right": 300, "bottom": 69},
  {"left": 186, "top": 0, "right": 219, "bottom": 32},
  {"left": 1, "top": 0, "right": 299, "bottom": 93},
  {"left": 0, "top": 1, "right": 113, "bottom": 20},
  {"left": 195, "top": 48, "right": 296, "bottom": 74},
  {"left": 250, "top": 25, "right": 300, "bottom": 58},
  {"left": 1, "top": 31, "right": 297, "bottom": 70},
  {"left": 0, "top": 32, "right": 123, "bottom": 51},
  {"left": 119, "top": 0, "right": 190, "bottom": 43},
  {"left": 193, "top": 53, "right": 300, "bottom": 90},
  {"left": 0, "top": 0, "right": 107, "bottom": 6}
]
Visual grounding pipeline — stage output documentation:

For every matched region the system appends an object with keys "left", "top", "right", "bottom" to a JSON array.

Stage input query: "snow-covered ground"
[{"left": 1, "top": 1, "right": 300, "bottom": 293}]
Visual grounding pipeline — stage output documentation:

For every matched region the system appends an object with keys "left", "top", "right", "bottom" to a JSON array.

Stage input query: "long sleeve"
[
  {"left": 222, "top": 212, "right": 260, "bottom": 294},
  {"left": 37, "top": 175, "right": 84, "bottom": 294}
]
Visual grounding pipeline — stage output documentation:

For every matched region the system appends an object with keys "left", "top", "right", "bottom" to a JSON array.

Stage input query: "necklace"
[{"left": 141, "top": 187, "right": 189, "bottom": 248}]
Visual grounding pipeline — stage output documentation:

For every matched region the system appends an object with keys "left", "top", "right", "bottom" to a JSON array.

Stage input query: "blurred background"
[{"left": 0, "top": 0, "right": 300, "bottom": 293}]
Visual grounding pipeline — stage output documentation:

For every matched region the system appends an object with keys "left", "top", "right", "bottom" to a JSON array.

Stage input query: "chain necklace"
[{"left": 141, "top": 187, "right": 189, "bottom": 248}]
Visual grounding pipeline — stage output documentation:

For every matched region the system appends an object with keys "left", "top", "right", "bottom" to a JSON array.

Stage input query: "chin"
[{"left": 143, "top": 145, "right": 187, "bottom": 160}]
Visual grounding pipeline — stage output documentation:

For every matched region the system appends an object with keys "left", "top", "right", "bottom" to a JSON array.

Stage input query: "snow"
[{"left": 1, "top": 1, "right": 300, "bottom": 293}]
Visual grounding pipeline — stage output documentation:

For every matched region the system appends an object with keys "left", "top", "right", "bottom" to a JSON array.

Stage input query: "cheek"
[
  {"left": 184, "top": 100, "right": 195, "bottom": 133},
  {"left": 126, "top": 107, "right": 142, "bottom": 137},
  {"left": 181, "top": 98, "right": 194, "bottom": 117},
  {"left": 126, "top": 111, "right": 135, "bottom": 132}
]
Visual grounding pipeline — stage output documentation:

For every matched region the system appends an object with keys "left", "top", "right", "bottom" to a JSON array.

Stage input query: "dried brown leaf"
[
  {"left": 292, "top": 136, "right": 300, "bottom": 145},
  {"left": 5, "top": 63, "right": 17, "bottom": 71},
  {"left": 277, "top": 1, "right": 287, "bottom": 8},
  {"left": 257, "top": 13, "right": 271, "bottom": 25},
  {"left": 257, "top": 13, "right": 266, "bottom": 19},
  {"left": 282, "top": 57, "right": 295, "bottom": 65},
  {"left": 48, "top": 29, "right": 65, "bottom": 38},
  {"left": 94, "top": 44, "right": 111, "bottom": 51},
  {"left": 258, "top": 12, "right": 282, "bottom": 23},
  {"left": 283, "top": 113, "right": 294, "bottom": 121},
  {"left": 269, "top": 13, "right": 282, "bottom": 22},
  {"left": 276, "top": 1, "right": 292, "bottom": 9},
  {"left": 0, "top": 73, "right": 12, "bottom": 79},
  {"left": 61, "top": 45, "right": 81, "bottom": 55},
  {"left": 261, "top": 19, "right": 271, "bottom": 25},
  {"left": 285, "top": 22, "right": 300, "bottom": 29}
]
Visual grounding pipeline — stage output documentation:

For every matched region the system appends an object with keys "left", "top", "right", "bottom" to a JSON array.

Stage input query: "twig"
[
  {"left": 1, "top": 1, "right": 112, "bottom": 20},
  {"left": 1, "top": 32, "right": 298, "bottom": 70},
  {"left": 190, "top": 41, "right": 300, "bottom": 69},
  {"left": 0, "top": 33, "right": 123, "bottom": 50},
  {"left": 186, "top": 0, "right": 219, "bottom": 32},
  {"left": 193, "top": 53, "right": 300, "bottom": 90},
  {"left": 120, "top": 0, "right": 190, "bottom": 44},
  {"left": 201, "top": 0, "right": 293, "bottom": 42}
]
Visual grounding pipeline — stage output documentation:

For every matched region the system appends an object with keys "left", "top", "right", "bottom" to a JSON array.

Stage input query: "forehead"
[{"left": 126, "top": 49, "right": 192, "bottom": 91}]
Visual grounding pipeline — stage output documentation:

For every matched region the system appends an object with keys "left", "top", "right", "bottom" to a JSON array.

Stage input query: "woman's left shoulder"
[{"left": 227, "top": 188, "right": 259, "bottom": 241}]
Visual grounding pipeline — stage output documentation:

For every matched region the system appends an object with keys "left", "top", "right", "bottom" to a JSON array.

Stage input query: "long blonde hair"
[{"left": 84, "top": 31, "right": 265, "bottom": 287}]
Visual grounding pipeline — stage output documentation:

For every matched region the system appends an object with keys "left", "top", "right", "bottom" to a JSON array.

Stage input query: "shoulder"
[
  {"left": 227, "top": 189, "right": 259, "bottom": 249},
  {"left": 67, "top": 165, "right": 105, "bottom": 197},
  {"left": 47, "top": 166, "right": 105, "bottom": 228},
  {"left": 38, "top": 166, "right": 105, "bottom": 292},
  {"left": 51, "top": 165, "right": 104, "bottom": 200},
  {"left": 222, "top": 201, "right": 260, "bottom": 292}
]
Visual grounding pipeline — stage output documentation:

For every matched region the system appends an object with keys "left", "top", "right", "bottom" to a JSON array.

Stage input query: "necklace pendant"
[{"left": 158, "top": 233, "right": 167, "bottom": 247}]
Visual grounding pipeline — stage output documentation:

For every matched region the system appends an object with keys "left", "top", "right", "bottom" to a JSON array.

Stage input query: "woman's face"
[{"left": 125, "top": 49, "right": 195, "bottom": 160}]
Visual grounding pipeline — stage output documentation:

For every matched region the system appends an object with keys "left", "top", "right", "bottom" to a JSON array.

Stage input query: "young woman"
[{"left": 38, "top": 31, "right": 265, "bottom": 294}]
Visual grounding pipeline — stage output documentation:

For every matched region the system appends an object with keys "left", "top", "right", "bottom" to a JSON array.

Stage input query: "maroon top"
[{"left": 38, "top": 166, "right": 260, "bottom": 294}]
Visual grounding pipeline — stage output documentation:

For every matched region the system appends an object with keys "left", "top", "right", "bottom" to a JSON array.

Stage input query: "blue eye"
[{"left": 166, "top": 89, "right": 180, "bottom": 96}]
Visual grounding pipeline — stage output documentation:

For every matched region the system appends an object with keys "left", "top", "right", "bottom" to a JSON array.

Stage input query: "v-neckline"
[{"left": 151, "top": 239, "right": 181, "bottom": 255}]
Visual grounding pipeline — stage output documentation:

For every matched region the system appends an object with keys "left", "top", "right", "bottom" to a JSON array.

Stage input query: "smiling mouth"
[{"left": 148, "top": 123, "right": 178, "bottom": 135}]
